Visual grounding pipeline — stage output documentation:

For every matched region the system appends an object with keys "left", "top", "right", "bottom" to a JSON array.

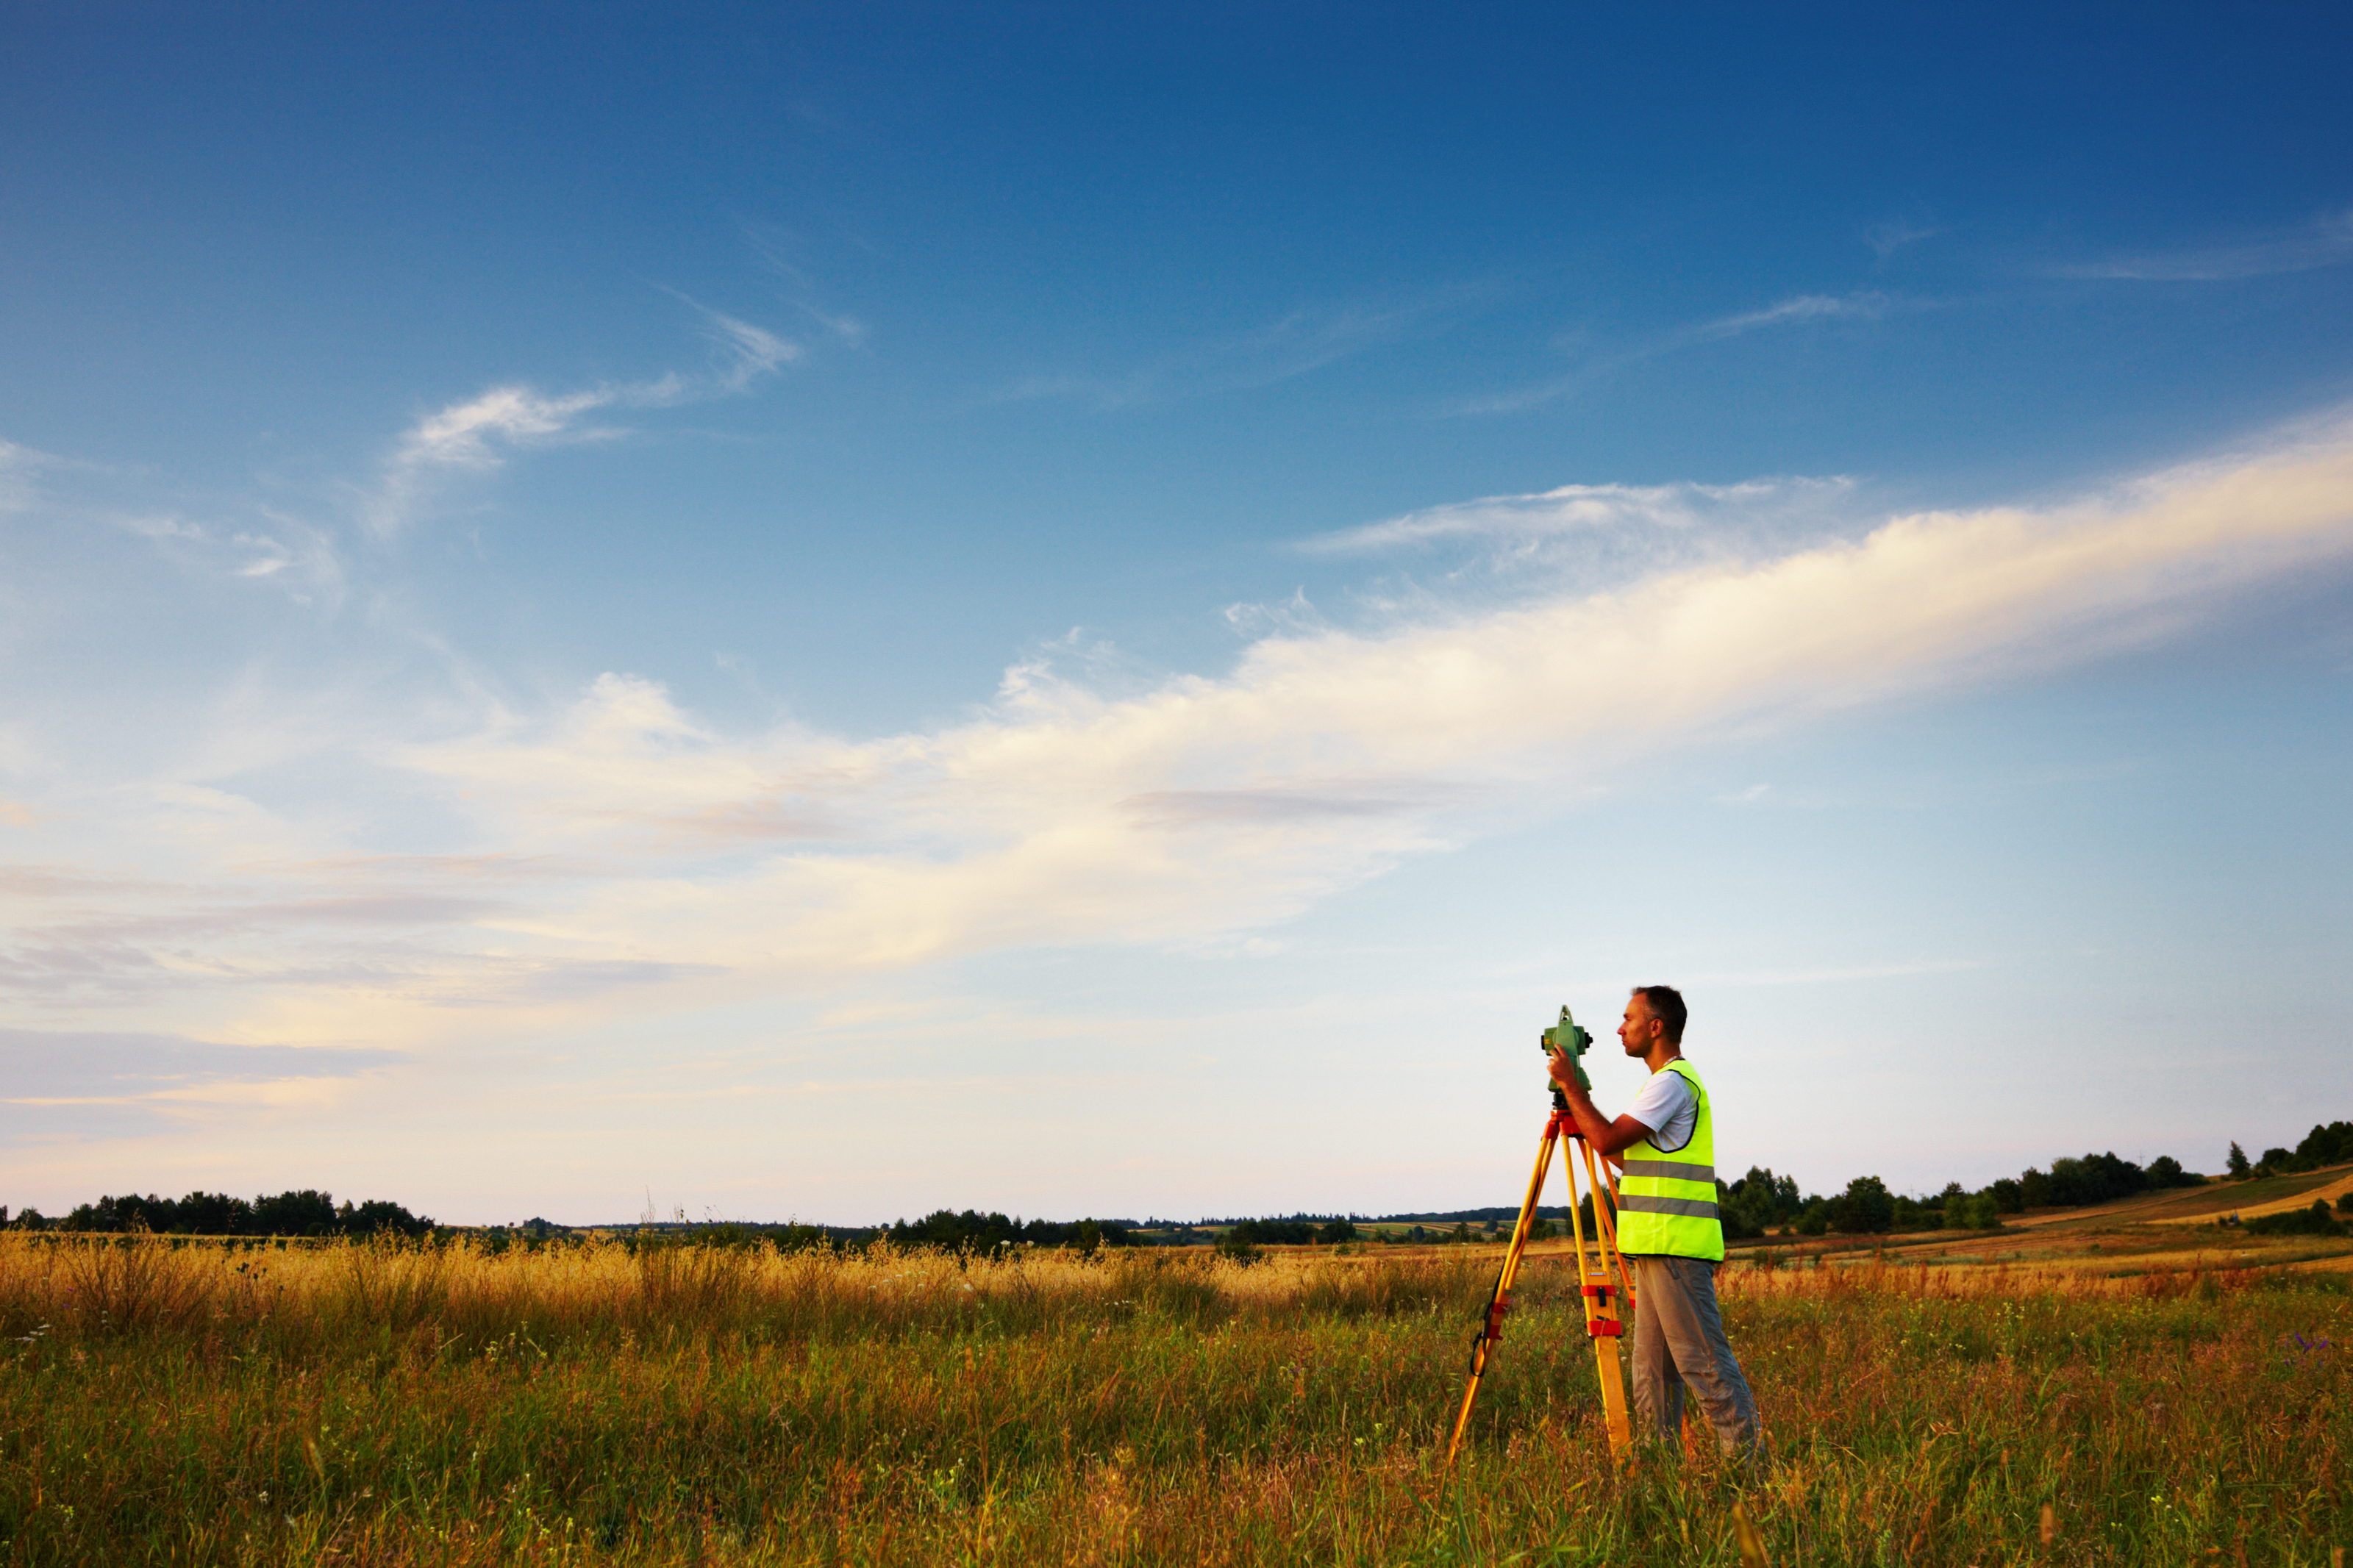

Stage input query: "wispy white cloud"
[
  {"left": 393, "top": 384, "right": 624, "bottom": 473},
  {"left": 0, "top": 439, "right": 54, "bottom": 514},
  {"left": 795, "top": 304, "right": 868, "bottom": 348},
  {"left": 986, "top": 289, "right": 1488, "bottom": 410},
  {"left": 1865, "top": 217, "right": 1943, "bottom": 260},
  {"left": 0, "top": 1030, "right": 407, "bottom": 1142},
  {"left": 2055, "top": 209, "right": 2353, "bottom": 282},
  {"left": 665, "top": 287, "right": 804, "bottom": 390},
  {"left": 363, "top": 297, "right": 799, "bottom": 534},
  {"left": 93, "top": 508, "right": 346, "bottom": 606},
  {"left": 1301, "top": 476, "right": 1859, "bottom": 559},
  {"left": 1688, "top": 292, "right": 1895, "bottom": 341},
  {"left": 0, "top": 1030, "right": 403, "bottom": 1099},
  {"left": 376, "top": 414, "right": 2353, "bottom": 984},
  {"left": 363, "top": 384, "right": 623, "bottom": 536},
  {"left": 15, "top": 412, "right": 2349, "bottom": 1053},
  {"left": 738, "top": 220, "right": 870, "bottom": 347},
  {"left": 0, "top": 435, "right": 351, "bottom": 614},
  {"left": 1452, "top": 291, "right": 1913, "bottom": 416}
]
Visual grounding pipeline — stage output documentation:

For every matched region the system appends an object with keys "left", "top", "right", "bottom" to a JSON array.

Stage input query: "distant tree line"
[
  {"left": 2229, "top": 1198, "right": 2353, "bottom": 1239},
  {"left": 1221, "top": 1216, "right": 1360, "bottom": 1248},
  {"left": 10, "top": 1120, "right": 2345, "bottom": 1247},
  {"left": 1, "top": 1190, "right": 435, "bottom": 1238},
  {"left": 1714, "top": 1148, "right": 2207, "bottom": 1241},
  {"left": 2228, "top": 1120, "right": 2353, "bottom": 1178},
  {"left": 1713, "top": 1119, "right": 2351, "bottom": 1240},
  {"left": 1364, "top": 1206, "right": 1535, "bottom": 1226},
  {"left": 884, "top": 1210, "right": 1139, "bottom": 1253}
]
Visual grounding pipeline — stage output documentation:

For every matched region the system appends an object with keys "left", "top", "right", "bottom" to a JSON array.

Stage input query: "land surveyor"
[{"left": 1546, "top": 984, "right": 1760, "bottom": 1456}]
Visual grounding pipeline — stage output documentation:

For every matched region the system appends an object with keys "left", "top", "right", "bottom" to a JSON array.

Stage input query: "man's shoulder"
[{"left": 1631, "top": 1067, "right": 1693, "bottom": 1107}]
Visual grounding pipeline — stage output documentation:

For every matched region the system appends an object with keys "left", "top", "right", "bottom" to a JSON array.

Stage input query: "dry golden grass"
[{"left": 0, "top": 1231, "right": 2345, "bottom": 1564}]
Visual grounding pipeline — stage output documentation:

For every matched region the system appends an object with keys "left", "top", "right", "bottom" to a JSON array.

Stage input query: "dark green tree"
[
  {"left": 1721, "top": 1167, "right": 1802, "bottom": 1237},
  {"left": 2246, "top": 1200, "right": 2342, "bottom": 1238},
  {"left": 340, "top": 1199, "right": 435, "bottom": 1238},
  {"left": 1826, "top": 1175, "right": 1895, "bottom": 1234},
  {"left": 2296, "top": 1121, "right": 2353, "bottom": 1166},
  {"left": 251, "top": 1190, "right": 338, "bottom": 1236},
  {"left": 179, "top": 1192, "right": 254, "bottom": 1234}
]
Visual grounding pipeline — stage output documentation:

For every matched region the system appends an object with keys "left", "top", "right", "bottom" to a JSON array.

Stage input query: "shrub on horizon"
[{"left": 2245, "top": 1200, "right": 2343, "bottom": 1238}]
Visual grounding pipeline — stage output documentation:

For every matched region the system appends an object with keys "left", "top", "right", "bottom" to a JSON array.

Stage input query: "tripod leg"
[
  {"left": 1596, "top": 1152, "right": 1639, "bottom": 1313},
  {"left": 1444, "top": 1120, "right": 1560, "bottom": 1467},
  {"left": 1577, "top": 1140, "right": 1640, "bottom": 1322},
  {"left": 1574, "top": 1140, "right": 1635, "bottom": 1459}
]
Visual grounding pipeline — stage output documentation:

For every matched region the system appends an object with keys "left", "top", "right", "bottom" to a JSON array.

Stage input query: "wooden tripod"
[{"left": 1444, "top": 1095, "right": 1640, "bottom": 1467}]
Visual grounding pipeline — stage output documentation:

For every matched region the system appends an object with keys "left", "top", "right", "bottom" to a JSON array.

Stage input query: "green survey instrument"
[
  {"left": 1446, "top": 1005, "right": 1635, "bottom": 1469},
  {"left": 1540, "top": 1005, "right": 1593, "bottom": 1093}
]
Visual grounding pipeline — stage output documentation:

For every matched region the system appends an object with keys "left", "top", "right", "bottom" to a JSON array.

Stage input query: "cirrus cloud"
[
  {"left": 8, "top": 412, "right": 2353, "bottom": 1042},
  {"left": 361, "top": 296, "right": 799, "bottom": 534},
  {"left": 376, "top": 413, "right": 2353, "bottom": 979}
]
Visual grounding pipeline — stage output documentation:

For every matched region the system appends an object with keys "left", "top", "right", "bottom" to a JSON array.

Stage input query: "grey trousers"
[{"left": 1627, "top": 1255, "right": 1759, "bottom": 1456}]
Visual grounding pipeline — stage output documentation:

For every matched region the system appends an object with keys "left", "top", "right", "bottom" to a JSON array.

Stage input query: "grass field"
[{"left": 1, "top": 1229, "right": 2347, "bottom": 1566}]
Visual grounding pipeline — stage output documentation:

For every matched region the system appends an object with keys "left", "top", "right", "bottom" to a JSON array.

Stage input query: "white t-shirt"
[{"left": 1626, "top": 1064, "right": 1697, "bottom": 1152}]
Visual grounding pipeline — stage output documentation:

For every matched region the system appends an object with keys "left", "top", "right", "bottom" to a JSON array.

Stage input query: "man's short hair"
[{"left": 1632, "top": 984, "right": 1687, "bottom": 1045}]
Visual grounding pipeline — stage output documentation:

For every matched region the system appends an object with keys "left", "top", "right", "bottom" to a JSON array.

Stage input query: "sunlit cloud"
[
  {"left": 368, "top": 412, "right": 2353, "bottom": 983},
  {"left": 1299, "top": 476, "right": 1860, "bottom": 562},
  {"left": 0, "top": 1029, "right": 404, "bottom": 1100},
  {"left": 364, "top": 383, "right": 643, "bottom": 536},
  {"left": 362, "top": 298, "right": 798, "bottom": 533},
  {"left": 0, "top": 1030, "right": 407, "bottom": 1142},
  {"left": 12, "top": 412, "right": 2349, "bottom": 1054},
  {"left": 393, "top": 384, "right": 623, "bottom": 473}
]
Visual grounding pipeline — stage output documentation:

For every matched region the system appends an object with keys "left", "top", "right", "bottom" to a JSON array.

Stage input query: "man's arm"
[{"left": 1545, "top": 1050, "right": 1654, "bottom": 1157}]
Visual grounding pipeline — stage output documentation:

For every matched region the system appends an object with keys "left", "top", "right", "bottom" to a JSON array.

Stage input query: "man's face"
[{"left": 1619, "top": 995, "right": 1660, "bottom": 1058}]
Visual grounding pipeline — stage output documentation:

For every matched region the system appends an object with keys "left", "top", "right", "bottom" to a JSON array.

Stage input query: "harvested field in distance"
[{"left": 1, "top": 1232, "right": 2347, "bottom": 1565}]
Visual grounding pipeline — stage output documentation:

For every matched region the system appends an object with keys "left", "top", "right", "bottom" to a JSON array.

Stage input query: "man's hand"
[{"left": 1544, "top": 1046, "right": 1584, "bottom": 1096}]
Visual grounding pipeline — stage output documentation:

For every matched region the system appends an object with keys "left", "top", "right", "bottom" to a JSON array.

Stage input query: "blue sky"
[{"left": 4, "top": 4, "right": 2351, "bottom": 1225}]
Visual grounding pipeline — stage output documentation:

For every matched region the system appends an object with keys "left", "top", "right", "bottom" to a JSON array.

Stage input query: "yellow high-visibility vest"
[{"left": 1615, "top": 1058, "right": 1723, "bottom": 1261}]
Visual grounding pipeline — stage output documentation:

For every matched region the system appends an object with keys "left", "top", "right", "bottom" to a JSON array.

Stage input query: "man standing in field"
[{"left": 1548, "top": 984, "right": 1760, "bottom": 1456}]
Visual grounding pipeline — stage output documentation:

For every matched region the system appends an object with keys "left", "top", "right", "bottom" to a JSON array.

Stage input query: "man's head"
[{"left": 1618, "top": 984, "right": 1688, "bottom": 1057}]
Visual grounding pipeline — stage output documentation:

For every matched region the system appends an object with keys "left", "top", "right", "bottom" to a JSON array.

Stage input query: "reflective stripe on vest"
[{"left": 1614, "top": 1058, "right": 1723, "bottom": 1261}]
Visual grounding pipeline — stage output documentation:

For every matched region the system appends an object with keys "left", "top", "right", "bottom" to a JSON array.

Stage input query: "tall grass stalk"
[{"left": 0, "top": 1235, "right": 2343, "bottom": 1564}]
